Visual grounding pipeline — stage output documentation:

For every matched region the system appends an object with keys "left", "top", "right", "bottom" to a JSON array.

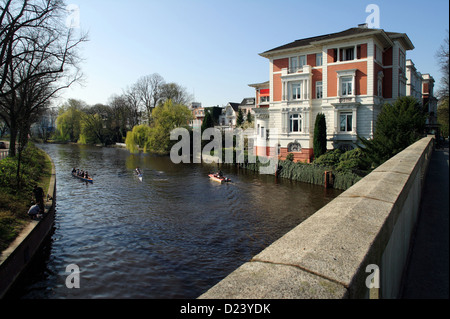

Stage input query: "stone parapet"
[{"left": 199, "top": 136, "right": 434, "bottom": 299}]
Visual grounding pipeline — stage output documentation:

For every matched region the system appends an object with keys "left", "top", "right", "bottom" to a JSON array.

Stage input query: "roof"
[
  {"left": 260, "top": 27, "right": 414, "bottom": 57},
  {"left": 226, "top": 102, "right": 240, "bottom": 112},
  {"left": 248, "top": 80, "right": 270, "bottom": 89},
  {"left": 239, "top": 97, "right": 255, "bottom": 107}
]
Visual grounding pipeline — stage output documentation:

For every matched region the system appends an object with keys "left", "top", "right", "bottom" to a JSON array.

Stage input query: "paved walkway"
[{"left": 401, "top": 140, "right": 449, "bottom": 299}]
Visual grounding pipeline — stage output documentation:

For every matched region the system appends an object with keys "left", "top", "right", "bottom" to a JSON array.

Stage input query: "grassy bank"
[{"left": 0, "top": 143, "right": 52, "bottom": 252}]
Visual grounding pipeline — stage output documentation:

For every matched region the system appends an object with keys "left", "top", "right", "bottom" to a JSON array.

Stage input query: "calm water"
[{"left": 10, "top": 143, "right": 341, "bottom": 299}]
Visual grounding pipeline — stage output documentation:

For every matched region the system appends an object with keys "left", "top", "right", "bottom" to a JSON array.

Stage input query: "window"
[
  {"left": 299, "top": 55, "right": 306, "bottom": 67},
  {"left": 261, "top": 126, "right": 265, "bottom": 138},
  {"left": 260, "top": 96, "right": 269, "bottom": 103},
  {"left": 341, "top": 47, "right": 355, "bottom": 61},
  {"left": 376, "top": 45, "right": 383, "bottom": 64},
  {"left": 316, "top": 53, "right": 323, "bottom": 66},
  {"left": 290, "top": 114, "right": 302, "bottom": 132},
  {"left": 316, "top": 81, "right": 323, "bottom": 99},
  {"left": 341, "top": 77, "right": 353, "bottom": 96},
  {"left": 290, "top": 55, "right": 306, "bottom": 72},
  {"left": 339, "top": 112, "right": 353, "bottom": 132},
  {"left": 291, "top": 82, "right": 302, "bottom": 100}
]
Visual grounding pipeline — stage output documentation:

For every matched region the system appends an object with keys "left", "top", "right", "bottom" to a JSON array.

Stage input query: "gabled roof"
[
  {"left": 226, "top": 102, "right": 240, "bottom": 112},
  {"left": 260, "top": 27, "right": 414, "bottom": 58}
]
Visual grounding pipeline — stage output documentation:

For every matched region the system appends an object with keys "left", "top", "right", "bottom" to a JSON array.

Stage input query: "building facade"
[{"left": 252, "top": 26, "right": 417, "bottom": 163}]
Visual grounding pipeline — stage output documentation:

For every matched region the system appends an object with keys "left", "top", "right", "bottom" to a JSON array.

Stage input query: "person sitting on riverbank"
[
  {"left": 32, "top": 185, "right": 45, "bottom": 214},
  {"left": 27, "top": 204, "right": 41, "bottom": 220}
]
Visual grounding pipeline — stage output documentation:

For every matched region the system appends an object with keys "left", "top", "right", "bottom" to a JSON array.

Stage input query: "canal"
[{"left": 10, "top": 143, "right": 341, "bottom": 299}]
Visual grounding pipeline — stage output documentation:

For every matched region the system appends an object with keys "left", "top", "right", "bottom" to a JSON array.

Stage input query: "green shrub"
[
  {"left": 285, "top": 153, "right": 294, "bottom": 161},
  {"left": 335, "top": 148, "right": 370, "bottom": 172},
  {"left": 314, "top": 149, "right": 343, "bottom": 167}
]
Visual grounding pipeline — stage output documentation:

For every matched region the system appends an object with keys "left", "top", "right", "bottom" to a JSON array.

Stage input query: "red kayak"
[{"left": 208, "top": 174, "right": 231, "bottom": 183}]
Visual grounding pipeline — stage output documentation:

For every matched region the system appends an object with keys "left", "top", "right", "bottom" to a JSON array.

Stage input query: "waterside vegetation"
[{"left": 0, "top": 144, "right": 52, "bottom": 252}]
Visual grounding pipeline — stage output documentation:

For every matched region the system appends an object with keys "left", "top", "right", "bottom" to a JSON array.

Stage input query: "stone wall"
[{"left": 199, "top": 136, "right": 434, "bottom": 299}]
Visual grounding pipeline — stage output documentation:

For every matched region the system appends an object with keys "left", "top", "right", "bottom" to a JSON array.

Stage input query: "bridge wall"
[{"left": 199, "top": 136, "right": 434, "bottom": 299}]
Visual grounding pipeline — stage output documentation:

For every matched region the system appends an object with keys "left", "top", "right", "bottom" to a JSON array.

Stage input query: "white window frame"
[
  {"left": 341, "top": 77, "right": 353, "bottom": 96},
  {"left": 316, "top": 81, "right": 323, "bottom": 99},
  {"left": 291, "top": 82, "right": 302, "bottom": 100},
  {"left": 316, "top": 53, "right": 323, "bottom": 66},
  {"left": 289, "top": 56, "right": 298, "bottom": 72},
  {"left": 299, "top": 55, "right": 306, "bottom": 68},
  {"left": 336, "top": 69, "right": 357, "bottom": 97},
  {"left": 289, "top": 114, "right": 302, "bottom": 133},
  {"left": 339, "top": 112, "right": 353, "bottom": 132}
]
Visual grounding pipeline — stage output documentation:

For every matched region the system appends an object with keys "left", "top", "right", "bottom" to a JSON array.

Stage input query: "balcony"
[{"left": 282, "top": 65, "right": 312, "bottom": 77}]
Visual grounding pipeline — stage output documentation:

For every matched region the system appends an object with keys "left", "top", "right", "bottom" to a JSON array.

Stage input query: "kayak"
[
  {"left": 72, "top": 172, "right": 93, "bottom": 183},
  {"left": 208, "top": 174, "right": 231, "bottom": 183},
  {"left": 137, "top": 173, "right": 143, "bottom": 182}
]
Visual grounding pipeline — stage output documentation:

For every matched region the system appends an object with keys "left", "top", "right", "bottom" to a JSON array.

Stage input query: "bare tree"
[
  {"left": 158, "top": 82, "right": 193, "bottom": 106},
  {"left": 123, "top": 84, "right": 142, "bottom": 127},
  {"left": 135, "top": 73, "right": 165, "bottom": 121},
  {"left": 0, "top": 0, "right": 87, "bottom": 156}
]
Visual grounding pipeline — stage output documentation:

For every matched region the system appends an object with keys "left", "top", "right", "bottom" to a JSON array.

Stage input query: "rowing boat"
[
  {"left": 72, "top": 172, "right": 93, "bottom": 183},
  {"left": 208, "top": 174, "right": 231, "bottom": 183}
]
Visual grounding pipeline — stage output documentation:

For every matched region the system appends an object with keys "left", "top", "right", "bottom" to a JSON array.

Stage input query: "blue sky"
[{"left": 60, "top": 0, "right": 449, "bottom": 108}]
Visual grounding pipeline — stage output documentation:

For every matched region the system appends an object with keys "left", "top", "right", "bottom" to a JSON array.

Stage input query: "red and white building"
[{"left": 251, "top": 25, "right": 424, "bottom": 163}]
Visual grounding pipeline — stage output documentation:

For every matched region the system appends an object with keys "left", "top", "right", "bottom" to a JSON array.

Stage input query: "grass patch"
[{"left": 0, "top": 143, "right": 52, "bottom": 252}]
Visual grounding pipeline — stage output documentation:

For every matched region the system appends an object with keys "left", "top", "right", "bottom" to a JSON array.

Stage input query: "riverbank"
[{"left": 0, "top": 144, "right": 53, "bottom": 252}]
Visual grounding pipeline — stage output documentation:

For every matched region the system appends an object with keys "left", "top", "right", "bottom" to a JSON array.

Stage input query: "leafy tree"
[
  {"left": 125, "top": 124, "right": 152, "bottom": 154},
  {"left": 359, "top": 96, "right": 426, "bottom": 168},
  {"left": 55, "top": 100, "right": 85, "bottom": 142},
  {"left": 125, "top": 100, "right": 192, "bottom": 154},
  {"left": 313, "top": 113, "right": 327, "bottom": 159}
]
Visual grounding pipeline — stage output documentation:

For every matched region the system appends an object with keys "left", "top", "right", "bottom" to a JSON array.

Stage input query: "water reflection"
[{"left": 11, "top": 144, "right": 341, "bottom": 299}]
